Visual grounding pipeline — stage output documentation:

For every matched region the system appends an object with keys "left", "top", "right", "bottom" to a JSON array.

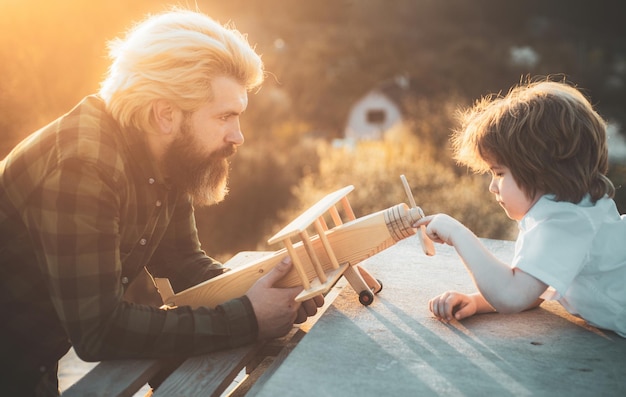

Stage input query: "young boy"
[{"left": 415, "top": 80, "right": 626, "bottom": 337}]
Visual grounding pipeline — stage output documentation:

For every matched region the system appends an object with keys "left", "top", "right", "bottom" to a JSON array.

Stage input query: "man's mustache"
[{"left": 214, "top": 144, "right": 237, "bottom": 159}]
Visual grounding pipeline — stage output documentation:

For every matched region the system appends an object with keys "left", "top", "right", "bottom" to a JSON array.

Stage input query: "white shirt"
[{"left": 513, "top": 194, "right": 626, "bottom": 337}]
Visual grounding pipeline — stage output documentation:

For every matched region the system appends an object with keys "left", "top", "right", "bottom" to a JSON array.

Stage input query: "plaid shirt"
[{"left": 0, "top": 96, "right": 258, "bottom": 382}]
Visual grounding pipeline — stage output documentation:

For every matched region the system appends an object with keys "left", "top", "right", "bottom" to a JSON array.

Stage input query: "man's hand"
[{"left": 246, "top": 257, "right": 324, "bottom": 340}]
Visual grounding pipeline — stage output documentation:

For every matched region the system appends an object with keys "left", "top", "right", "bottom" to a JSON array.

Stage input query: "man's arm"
[
  {"left": 33, "top": 161, "right": 258, "bottom": 361},
  {"left": 145, "top": 193, "right": 228, "bottom": 292}
]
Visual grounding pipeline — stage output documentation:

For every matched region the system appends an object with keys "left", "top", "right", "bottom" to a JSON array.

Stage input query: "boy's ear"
[{"left": 152, "top": 99, "right": 181, "bottom": 135}]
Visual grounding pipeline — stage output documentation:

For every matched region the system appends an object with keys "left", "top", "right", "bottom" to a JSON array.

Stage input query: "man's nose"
[{"left": 227, "top": 122, "right": 244, "bottom": 146}]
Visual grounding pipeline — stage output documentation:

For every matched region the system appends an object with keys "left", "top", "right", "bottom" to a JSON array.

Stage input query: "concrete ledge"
[{"left": 253, "top": 236, "right": 626, "bottom": 396}]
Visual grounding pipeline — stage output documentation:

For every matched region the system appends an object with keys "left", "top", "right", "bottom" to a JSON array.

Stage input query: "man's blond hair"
[{"left": 99, "top": 9, "right": 264, "bottom": 134}]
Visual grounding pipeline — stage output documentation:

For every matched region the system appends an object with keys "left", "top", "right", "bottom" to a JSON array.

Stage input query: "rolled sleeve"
[{"left": 191, "top": 296, "right": 258, "bottom": 351}]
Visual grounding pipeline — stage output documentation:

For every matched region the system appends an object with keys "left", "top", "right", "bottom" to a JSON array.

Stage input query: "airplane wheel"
[
  {"left": 375, "top": 279, "right": 383, "bottom": 294},
  {"left": 359, "top": 290, "right": 374, "bottom": 306}
]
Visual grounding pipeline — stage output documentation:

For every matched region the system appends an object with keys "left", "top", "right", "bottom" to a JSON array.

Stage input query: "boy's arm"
[
  {"left": 472, "top": 292, "right": 497, "bottom": 314},
  {"left": 472, "top": 293, "right": 542, "bottom": 313},
  {"left": 416, "top": 214, "right": 547, "bottom": 314},
  {"left": 453, "top": 229, "right": 547, "bottom": 313}
]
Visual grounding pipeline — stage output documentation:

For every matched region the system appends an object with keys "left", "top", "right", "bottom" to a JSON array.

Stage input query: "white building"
[
  {"left": 343, "top": 76, "right": 409, "bottom": 142},
  {"left": 343, "top": 90, "right": 403, "bottom": 141}
]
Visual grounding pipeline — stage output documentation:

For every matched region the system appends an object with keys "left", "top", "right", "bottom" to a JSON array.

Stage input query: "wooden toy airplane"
[{"left": 156, "top": 176, "right": 435, "bottom": 308}]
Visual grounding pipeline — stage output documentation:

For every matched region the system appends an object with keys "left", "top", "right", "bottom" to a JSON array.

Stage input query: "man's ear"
[{"left": 152, "top": 99, "right": 181, "bottom": 135}]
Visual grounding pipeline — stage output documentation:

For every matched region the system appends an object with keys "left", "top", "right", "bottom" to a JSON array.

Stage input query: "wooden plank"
[
  {"left": 267, "top": 185, "right": 354, "bottom": 244},
  {"left": 62, "top": 359, "right": 164, "bottom": 397},
  {"left": 152, "top": 342, "right": 264, "bottom": 397}
]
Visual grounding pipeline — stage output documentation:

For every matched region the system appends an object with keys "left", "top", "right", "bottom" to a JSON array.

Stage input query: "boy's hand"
[
  {"left": 414, "top": 214, "right": 467, "bottom": 246},
  {"left": 429, "top": 290, "right": 478, "bottom": 322}
]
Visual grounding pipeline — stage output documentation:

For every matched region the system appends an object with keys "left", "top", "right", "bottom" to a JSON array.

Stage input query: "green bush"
[{"left": 273, "top": 127, "right": 518, "bottom": 251}]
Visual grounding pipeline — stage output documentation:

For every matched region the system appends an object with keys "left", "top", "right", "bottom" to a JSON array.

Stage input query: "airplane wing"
[
  {"left": 267, "top": 185, "right": 357, "bottom": 301},
  {"left": 267, "top": 185, "right": 355, "bottom": 245}
]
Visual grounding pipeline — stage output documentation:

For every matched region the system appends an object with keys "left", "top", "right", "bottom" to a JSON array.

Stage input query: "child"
[{"left": 415, "top": 79, "right": 626, "bottom": 337}]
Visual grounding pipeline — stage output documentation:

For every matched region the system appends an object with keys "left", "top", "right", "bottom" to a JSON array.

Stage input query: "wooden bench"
[
  {"left": 62, "top": 327, "right": 306, "bottom": 397},
  {"left": 62, "top": 251, "right": 346, "bottom": 397}
]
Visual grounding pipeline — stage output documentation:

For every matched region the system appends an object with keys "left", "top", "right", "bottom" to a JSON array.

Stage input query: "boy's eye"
[{"left": 490, "top": 167, "right": 505, "bottom": 177}]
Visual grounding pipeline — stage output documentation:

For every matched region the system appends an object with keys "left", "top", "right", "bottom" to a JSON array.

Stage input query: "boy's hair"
[
  {"left": 452, "top": 79, "right": 615, "bottom": 203},
  {"left": 99, "top": 8, "right": 264, "bottom": 133}
]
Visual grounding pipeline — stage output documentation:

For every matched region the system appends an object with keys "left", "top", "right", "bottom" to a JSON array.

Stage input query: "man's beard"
[{"left": 162, "top": 119, "right": 236, "bottom": 207}]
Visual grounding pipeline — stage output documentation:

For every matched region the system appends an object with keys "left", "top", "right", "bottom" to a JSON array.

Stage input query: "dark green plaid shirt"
[{"left": 0, "top": 96, "right": 257, "bottom": 381}]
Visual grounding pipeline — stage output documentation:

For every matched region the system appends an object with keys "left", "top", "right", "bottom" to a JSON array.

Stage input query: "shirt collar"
[
  {"left": 124, "top": 129, "right": 170, "bottom": 188},
  {"left": 101, "top": 99, "right": 171, "bottom": 189}
]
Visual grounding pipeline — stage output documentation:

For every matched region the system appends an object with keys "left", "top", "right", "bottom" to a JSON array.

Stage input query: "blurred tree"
[{"left": 1, "top": 0, "right": 624, "bottom": 257}]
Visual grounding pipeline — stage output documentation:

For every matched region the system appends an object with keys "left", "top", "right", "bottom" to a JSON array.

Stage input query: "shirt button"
[
  {"left": 139, "top": 238, "right": 147, "bottom": 246},
  {"left": 121, "top": 277, "right": 129, "bottom": 285},
  {"left": 155, "top": 200, "right": 162, "bottom": 207},
  {"left": 39, "top": 366, "right": 47, "bottom": 373},
  {"left": 148, "top": 178, "right": 155, "bottom": 185}
]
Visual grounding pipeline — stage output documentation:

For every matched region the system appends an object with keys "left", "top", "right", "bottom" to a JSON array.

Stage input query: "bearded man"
[{"left": 0, "top": 9, "right": 322, "bottom": 396}]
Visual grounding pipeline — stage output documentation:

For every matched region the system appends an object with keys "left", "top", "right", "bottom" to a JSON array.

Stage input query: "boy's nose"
[{"left": 488, "top": 178, "right": 498, "bottom": 194}]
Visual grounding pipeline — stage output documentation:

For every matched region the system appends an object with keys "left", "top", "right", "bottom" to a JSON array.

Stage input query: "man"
[{"left": 0, "top": 9, "right": 323, "bottom": 396}]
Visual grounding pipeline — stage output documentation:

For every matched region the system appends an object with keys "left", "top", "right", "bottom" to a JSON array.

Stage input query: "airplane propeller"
[{"left": 400, "top": 174, "right": 436, "bottom": 256}]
